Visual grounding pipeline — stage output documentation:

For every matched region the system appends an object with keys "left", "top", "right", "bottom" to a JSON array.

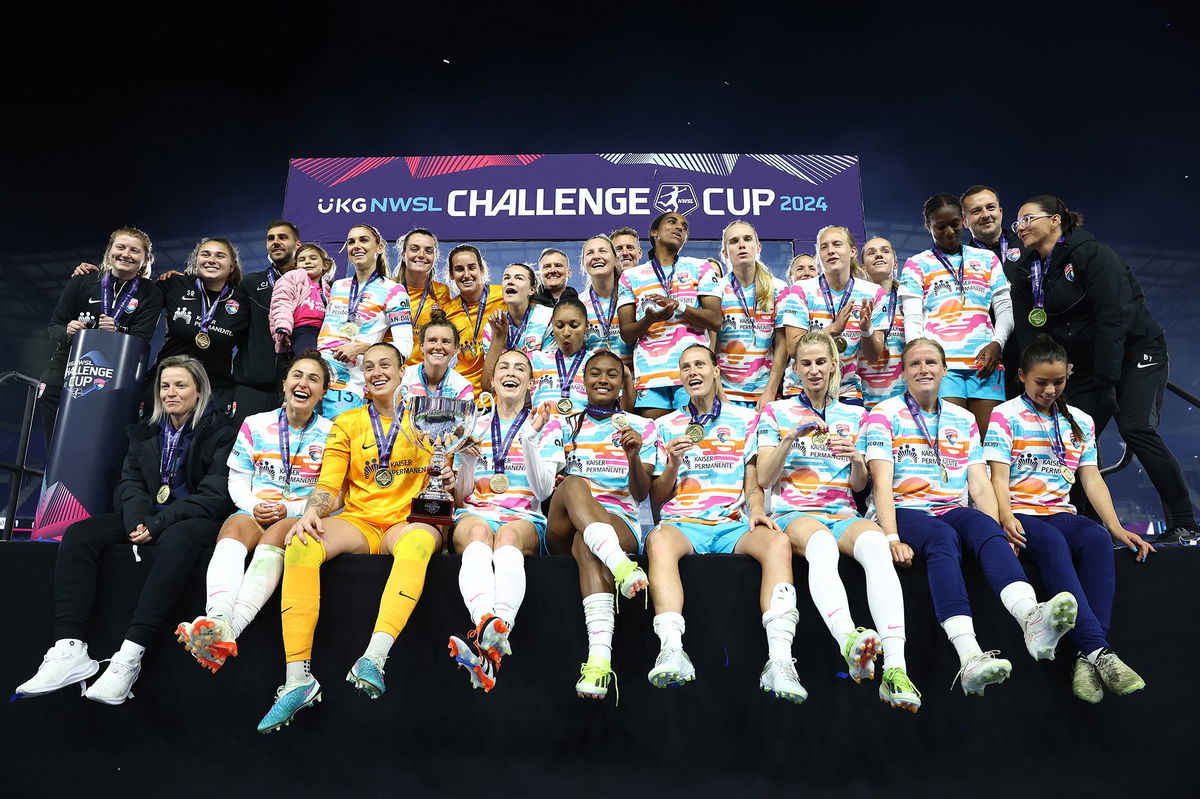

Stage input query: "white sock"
[
  {"left": 762, "top": 582, "right": 798, "bottom": 661},
  {"left": 942, "top": 615, "right": 983, "bottom": 665},
  {"left": 231, "top": 544, "right": 284, "bottom": 639},
  {"left": 115, "top": 639, "right": 145, "bottom": 664},
  {"left": 492, "top": 545, "right": 526, "bottom": 628},
  {"left": 1085, "top": 647, "right": 1105, "bottom": 665},
  {"left": 853, "top": 530, "right": 907, "bottom": 671},
  {"left": 999, "top": 581, "right": 1038, "bottom": 623},
  {"left": 582, "top": 592, "right": 616, "bottom": 660},
  {"left": 55, "top": 638, "right": 85, "bottom": 652},
  {"left": 458, "top": 540, "right": 495, "bottom": 626},
  {"left": 653, "top": 612, "right": 685, "bottom": 650},
  {"left": 364, "top": 631, "right": 395, "bottom": 662},
  {"left": 583, "top": 521, "right": 631, "bottom": 575},
  {"left": 285, "top": 660, "right": 312, "bottom": 683},
  {"left": 205, "top": 538, "right": 249, "bottom": 623},
  {"left": 804, "top": 530, "right": 855, "bottom": 644}
]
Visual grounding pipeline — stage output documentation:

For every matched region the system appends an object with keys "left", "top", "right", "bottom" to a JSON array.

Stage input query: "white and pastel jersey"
[
  {"left": 562, "top": 411, "right": 658, "bottom": 536},
  {"left": 654, "top": 402, "right": 758, "bottom": 524},
  {"left": 715, "top": 273, "right": 788, "bottom": 404},
  {"left": 898, "top": 245, "right": 1007, "bottom": 370},
  {"left": 858, "top": 394, "right": 983, "bottom": 516},
  {"left": 529, "top": 347, "right": 592, "bottom": 416},
  {"left": 859, "top": 282, "right": 906, "bottom": 410},
  {"left": 780, "top": 276, "right": 887, "bottom": 401},
  {"left": 480, "top": 302, "right": 555, "bottom": 354},
  {"left": 983, "top": 397, "right": 1097, "bottom": 516},
  {"left": 227, "top": 409, "right": 333, "bottom": 517},
  {"left": 758, "top": 397, "right": 865, "bottom": 522},
  {"left": 458, "top": 412, "right": 565, "bottom": 525},
  {"left": 581, "top": 285, "right": 634, "bottom": 372},
  {"left": 398, "top": 364, "right": 474, "bottom": 402},
  {"left": 616, "top": 256, "right": 721, "bottom": 392}
]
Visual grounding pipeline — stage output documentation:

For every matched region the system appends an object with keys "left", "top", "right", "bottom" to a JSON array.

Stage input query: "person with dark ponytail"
[
  {"left": 984, "top": 335, "right": 1152, "bottom": 702},
  {"left": 1007, "top": 195, "right": 1199, "bottom": 545}
]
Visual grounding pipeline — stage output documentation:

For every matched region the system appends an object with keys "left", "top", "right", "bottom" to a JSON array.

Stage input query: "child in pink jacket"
[{"left": 271, "top": 243, "right": 334, "bottom": 355}]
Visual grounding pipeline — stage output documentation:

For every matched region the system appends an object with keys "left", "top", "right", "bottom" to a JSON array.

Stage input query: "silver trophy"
[{"left": 397, "top": 391, "right": 492, "bottom": 525}]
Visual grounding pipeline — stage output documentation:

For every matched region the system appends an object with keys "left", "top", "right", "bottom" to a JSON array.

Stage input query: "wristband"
[{"left": 885, "top": 533, "right": 900, "bottom": 543}]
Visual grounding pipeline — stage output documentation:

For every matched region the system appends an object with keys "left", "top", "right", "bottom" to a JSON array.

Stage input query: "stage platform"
[{"left": 0, "top": 540, "right": 1192, "bottom": 798}]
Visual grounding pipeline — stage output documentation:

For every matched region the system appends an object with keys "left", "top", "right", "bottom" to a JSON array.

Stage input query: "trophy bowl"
[{"left": 398, "top": 392, "right": 492, "bottom": 526}]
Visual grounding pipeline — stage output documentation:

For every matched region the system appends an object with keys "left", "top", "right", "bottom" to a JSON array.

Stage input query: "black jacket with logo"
[
  {"left": 233, "top": 265, "right": 287, "bottom": 388},
  {"left": 155, "top": 274, "right": 251, "bottom": 388}
]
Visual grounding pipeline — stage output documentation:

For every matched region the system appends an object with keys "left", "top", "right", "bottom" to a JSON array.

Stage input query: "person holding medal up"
[
  {"left": 757, "top": 331, "right": 921, "bottom": 712},
  {"left": 316, "top": 223, "right": 414, "bottom": 418},
  {"left": 984, "top": 335, "right": 1151, "bottom": 702},
  {"left": 394, "top": 228, "right": 451, "bottom": 367},
  {"left": 642, "top": 345, "right": 806, "bottom": 704},
  {"left": 398, "top": 311, "right": 474, "bottom": 401},
  {"left": 579, "top": 233, "right": 634, "bottom": 373},
  {"left": 15, "top": 356, "right": 235, "bottom": 705},
  {"left": 257, "top": 342, "right": 444, "bottom": 733},
  {"left": 175, "top": 351, "right": 334, "bottom": 673},
  {"left": 544, "top": 350, "right": 657, "bottom": 701},
  {"left": 445, "top": 244, "right": 505, "bottom": 394},
  {"left": 445, "top": 349, "right": 565, "bottom": 692},
  {"left": 481, "top": 263, "right": 555, "bottom": 391},
  {"left": 859, "top": 338, "right": 1078, "bottom": 697}
]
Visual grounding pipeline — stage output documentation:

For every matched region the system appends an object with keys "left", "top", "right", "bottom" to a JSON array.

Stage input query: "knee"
[
  {"left": 495, "top": 527, "right": 518, "bottom": 549},
  {"left": 764, "top": 530, "right": 792, "bottom": 563},
  {"left": 284, "top": 537, "right": 326, "bottom": 567},
  {"left": 803, "top": 529, "right": 838, "bottom": 563},
  {"left": 393, "top": 528, "right": 436, "bottom": 560},
  {"left": 644, "top": 529, "right": 673, "bottom": 560},
  {"left": 924, "top": 527, "right": 961, "bottom": 559}
]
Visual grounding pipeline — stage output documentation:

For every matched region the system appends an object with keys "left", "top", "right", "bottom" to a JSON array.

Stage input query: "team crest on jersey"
[
  {"left": 523, "top": 335, "right": 540, "bottom": 349},
  {"left": 1064, "top": 263, "right": 1075, "bottom": 282},
  {"left": 944, "top": 428, "right": 960, "bottom": 446},
  {"left": 225, "top": 299, "right": 240, "bottom": 314},
  {"left": 308, "top": 444, "right": 323, "bottom": 460},
  {"left": 1006, "top": 248, "right": 1021, "bottom": 262},
  {"left": 714, "top": 426, "right": 733, "bottom": 443},
  {"left": 834, "top": 423, "right": 851, "bottom": 437},
  {"left": 125, "top": 298, "right": 139, "bottom": 313}
]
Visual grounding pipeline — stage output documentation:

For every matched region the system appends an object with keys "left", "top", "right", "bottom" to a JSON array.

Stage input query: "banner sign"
[{"left": 283, "top": 154, "right": 864, "bottom": 247}]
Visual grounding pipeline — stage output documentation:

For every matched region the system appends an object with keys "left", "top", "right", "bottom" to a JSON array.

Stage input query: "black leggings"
[{"left": 54, "top": 513, "right": 218, "bottom": 647}]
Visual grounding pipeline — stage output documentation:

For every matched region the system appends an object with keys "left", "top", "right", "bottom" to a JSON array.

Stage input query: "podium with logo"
[{"left": 32, "top": 330, "right": 150, "bottom": 541}]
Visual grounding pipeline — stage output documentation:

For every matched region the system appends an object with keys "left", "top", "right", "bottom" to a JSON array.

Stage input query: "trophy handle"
[
  {"left": 391, "top": 389, "right": 432, "bottom": 453},
  {"left": 474, "top": 391, "right": 494, "bottom": 415}
]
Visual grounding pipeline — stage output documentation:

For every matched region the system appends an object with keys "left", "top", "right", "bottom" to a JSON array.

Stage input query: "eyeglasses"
[{"left": 1011, "top": 213, "right": 1054, "bottom": 232}]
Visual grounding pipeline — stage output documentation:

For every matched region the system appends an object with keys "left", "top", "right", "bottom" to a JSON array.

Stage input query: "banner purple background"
[{"left": 282, "top": 154, "right": 864, "bottom": 248}]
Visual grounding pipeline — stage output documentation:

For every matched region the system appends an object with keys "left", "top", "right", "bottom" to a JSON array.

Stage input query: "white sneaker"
[
  {"left": 85, "top": 654, "right": 142, "bottom": 705},
  {"left": 647, "top": 647, "right": 696, "bottom": 687},
  {"left": 1021, "top": 592, "right": 1078, "bottom": 661},
  {"left": 14, "top": 641, "right": 99, "bottom": 698},
  {"left": 759, "top": 658, "right": 808, "bottom": 705},
  {"left": 955, "top": 650, "right": 1012, "bottom": 696}
]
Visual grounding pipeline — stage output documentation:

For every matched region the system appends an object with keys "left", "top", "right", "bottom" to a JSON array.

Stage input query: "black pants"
[
  {"left": 1066, "top": 343, "right": 1196, "bottom": 528},
  {"left": 38, "top": 382, "right": 62, "bottom": 452},
  {"left": 54, "top": 512, "right": 218, "bottom": 647},
  {"left": 232, "top": 383, "right": 282, "bottom": 428}
]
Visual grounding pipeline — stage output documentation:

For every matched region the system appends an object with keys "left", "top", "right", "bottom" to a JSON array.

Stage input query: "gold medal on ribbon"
[
  {"left": 938, "top": 465, "right": 949, "bottom": 483},
  {"left": 340, "top": 322, "right": 360, "bottom": 337},
  {"left": 195, "top": 332, "right": 211, "bottom": 349},
  {"left": 1061, "top": 463, "right": 1076, "bottom": 484},
  {"left": 612, "top": 414, "right": 629, "bottom": 430},
  {"left": 490, "top": 473, "right": 510, "bottom": 493},
  {"left": 1028, "top": 308, "right": 1047, "bottom": 327},
  {"left": 374, "top": 468, "right": 394, "bottom": 488},
  {"left": 685, "top": 423, "right": 704, "bottom": 444},
  {"left": 833, "top": 335, "right": 848, "bottom": 353},
  {"left": 156, "top": 484, "right": 171, "bottom": 503},
  {"left": 557, "top": 398, "right": 574, "bottom": 414},
  {"left": 811, "top": 431, "right": 828, "bottom": 447}
]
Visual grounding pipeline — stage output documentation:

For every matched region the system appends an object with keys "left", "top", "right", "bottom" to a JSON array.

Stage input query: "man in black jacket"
[{"left": 531, "top": 247, "right": 578, "bottom": 308}]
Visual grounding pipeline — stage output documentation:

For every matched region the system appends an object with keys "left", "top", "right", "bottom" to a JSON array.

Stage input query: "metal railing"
[
  {"left": 0, "top": 372, "right": 44, "bottom": 540},
  {"left": 1099, "top": 381, "right": 1197, "bottom": 476}
]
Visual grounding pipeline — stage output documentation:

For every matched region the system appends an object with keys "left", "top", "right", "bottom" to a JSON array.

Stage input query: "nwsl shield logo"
[{"left": 653, "top": 183, "right": 698, "bottom": 216}]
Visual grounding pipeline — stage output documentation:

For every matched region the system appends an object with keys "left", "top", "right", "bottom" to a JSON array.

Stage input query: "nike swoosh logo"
[
  {"left": 281, "top": 606, "right": 293, "bottom": 614},
  {"left": 887, "top": 624, "right": 904, "bottom": 630},
  {"left": 362, "top": 442, "right": 376, "bottom": 449},
  {"left": 88, "top": 297, "right": 101, "bottom": 304},
  {"left": 397, "top": 590, "right": 417, "bottom": 601},
  {"left": 1136, "top": 362, "right": 1158, "bottom": 369}
]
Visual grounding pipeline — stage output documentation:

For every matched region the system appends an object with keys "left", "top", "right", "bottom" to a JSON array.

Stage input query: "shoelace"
[
  {"left": 883, "top": 667, "right": 921, "bottom": 697},
  {"left": 950, "top": 649, "right": 1002, "bottom": 691},
  {"left": 580, "top": 661, "right": 619, "bottom": 706}
]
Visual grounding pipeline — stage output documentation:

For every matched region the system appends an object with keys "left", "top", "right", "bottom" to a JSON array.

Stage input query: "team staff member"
[
  {"left": 233, "top": 221, "right": 301, "bottom": 424},
  {"left": 176, "top": 352, "right": 333, "bottom": 673},
  {"left": 532, "top": 247, "right": 579, "bottom": 307},
  {"left": 481, "top": 263, "right": 555, "bottom": 390},
  {"left": 257, "top": 343, "right": 442, "bottom": 733},
  {"left": 610, "top": 226, "right": 643, "bottom": 273},
  {"left": 860, "top": 338, "right": 1078, "bottom": 697},
  {"left": 40, "top": 226, "right": 164, "bottom": 445},
  {"left": 984, "top": 336, "right": 1150, "bottom": 703},
  {"left": 643, "top": 345, "right": 805, "bottom": 704},
  {"left": 1007, "top": 195, "right": 1199, "bottom": 545},
  {"left": 900, "top": 194, "right": 1013, "bottom": 435},
  {"left": 579, "top": 234, "right": 634, "bottom": 373},
  {"left": 154, "top": 238, "right": 251, "bottom": 414},
  {"left": 860, "top": 237, "right": 906, "bottom": 409},
  {"left": 15, "top": 357, "right": 235, "bottom": 705},
  {"left": 395, "top": 228, "right": 451, "bottom": 367},
  {"left": 445, "top": 244, "right": 505, "bottom": 393},
  {"left": 616, "top": 212, "right": 722, "bottom": 419}
]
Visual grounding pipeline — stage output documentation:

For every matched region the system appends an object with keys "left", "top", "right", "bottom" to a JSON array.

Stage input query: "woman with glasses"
[{"left": 1006, "top": 196, "right": 1199, "bottom": 545}]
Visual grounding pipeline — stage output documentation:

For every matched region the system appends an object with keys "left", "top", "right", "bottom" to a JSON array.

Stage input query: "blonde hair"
[
  {"left": 793, "top": 330, "right": 842, "bottom": 398},
  {"left": 580, "top": 234, "right": 621, "bottom": 292},
  {"left": 720, "top": 220, "right": 774, "bottom": 312},
  {"left": 816, "top": 225, "right": 866, "bottom": 278},
  {"left": 148, "top": 355, "right": 212, "bottom": 430},
  {"left": 101, "top": 226, "right": 154, "bottom": 279}
]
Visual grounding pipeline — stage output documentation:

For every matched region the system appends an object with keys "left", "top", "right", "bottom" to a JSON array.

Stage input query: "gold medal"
[
  {"left": 340, "top": 322, "right": 360, "bottom": 337},
  {"left": 833, "top": 335, "right": 848, "bottom": 353},
  {"left": 612, "top": 414, "right": 629, "bottom": 429},
  {"left": 156, "top": 484, "right": 171, "bottom": 503},
  {"left": 1061, "top": 463, "right": 1076, "bottom": 484},
  {"left": 685, "top": 423, "right": 704, "bottom": 444},
  {"left": 194, "top": 332, "right": 211, "bottom": 349},
  {"left": 811, "top": 431, "right": 828, "bottom": 447},
  {"left": 1028, "top": 308, "right": 1047, "bottom": 327},
  {"left": 374, "top": 468, "right": 394, "bottom": 488},
  {"left": 938, "top": 465, "right": 949, "bottom": 483},
  {"left": 490, "top": 473, "right": 509, "bottom": 493},
  {"left": 557, "top": 398, "right": 574, "bottom": 414}
]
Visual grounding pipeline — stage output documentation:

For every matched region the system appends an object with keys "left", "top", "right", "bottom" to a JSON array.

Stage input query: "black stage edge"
[{"left": 0, "top": 541, "right": 1193, "bottom": 798}]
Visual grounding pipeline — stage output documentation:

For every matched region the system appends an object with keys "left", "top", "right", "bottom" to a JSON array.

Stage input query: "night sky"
[{"left": 3, "top": 1, "right": 1195, "bottom": 255}]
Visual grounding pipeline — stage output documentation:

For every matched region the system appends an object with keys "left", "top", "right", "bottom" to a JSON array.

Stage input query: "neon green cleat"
[
  {"left": 841, "top": 627, "right": 882, "bottom": 683},
  {"left": 613, "top": 560, "right": 649, "bottom": 600},
  {"left": 1071, "top": 656, "right": 1104, "bottom": 704},
  {"left": 575, "top": 655, "right": 615, "bottom": 700},
  {"left": 879, "top": 666, "right": 922, "bottom": 713}
]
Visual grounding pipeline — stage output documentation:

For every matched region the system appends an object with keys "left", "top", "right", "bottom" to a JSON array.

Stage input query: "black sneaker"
[{"left": 1165, "top": 526, "right": 1200, "bottom": 546}]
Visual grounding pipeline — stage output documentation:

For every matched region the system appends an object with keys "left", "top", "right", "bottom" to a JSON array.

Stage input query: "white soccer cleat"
[
  {"left": 1021, "top": 592, "right": 1078, "bottom": 661},
  {"left": 647, "top": 647, "right": 696, "bottom": 688},
  {"left": 955, "top": 650, "right": 1012, "bottom": 696},
  {"left": 759, "top": 658, "right": 808, "bottom": 705}
]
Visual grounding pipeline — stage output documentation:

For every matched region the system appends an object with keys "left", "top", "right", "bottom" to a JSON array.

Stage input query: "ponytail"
[
  {"left": 1020, "top": 334, "right": 1083, "bottom": 443},
  {"left": 1023, "top": 195, "right": 1077, "bottom": 235}
]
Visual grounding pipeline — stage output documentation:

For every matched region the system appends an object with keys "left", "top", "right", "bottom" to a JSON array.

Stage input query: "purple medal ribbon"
[
  {"left": 1029, "top": 240, "right": 1060, "bottom": 315},
  {"left": 346, "top": 273, "right": 379, "bottom": 324},
  {"left": 818, "top": 274, "right": 855, "bottom": 321},
  {"left": 555, "top": 348, "right": 587, "bottom": 400},
  {"left": 902, "top": 392, "right": 944, "bottom": 473},
  {"left": 970, "top": 233, "right": 1009, "bottom": 259},
  {"left": 797, "top": 390, "right": 829, "bottom": 424},
  {"left": 585, "top": 404, "right": 617, "bottom": 420},
  {"left": 266, "top": 267, "right": 278, "bottom": 289},
  {"left": 506, "top": 305, "right": 533, "bottom": 349},
  {"left": 368, "top": 403, "right": 403, "bottom": 470},
  {"left": 277, "top": 408, "right": 317, "bottom": 493},
  {"left": 490, "top": 407, "right": 530, "bottom": 475},
  {"left": 462, "top": 292, "right": 488, "bottom": 346},
  {"left": 686, "top": 398, "right": 722, "bottom": 428},
  {"left": 100, "top": 273, "right": 141, "bottom": 323},
  {"left": 195, "top": 279, "right": 232, "bottom": 337},
  {"left": 883, "top": 282, "right": 899, "bottom": 339},
  {"left": 418, "top": 364, "right": 447, "bottom": 398},
  {"left": 413, "top": 280, "right": 434, "bottom": 322},
  {"left": 729, "top": 274, "right": 754, "bottom": 318},
  {"left": 649, "top": 257, "right": 676, "bottom": 300},
  {"left": 930, "top": 248, "right": 966, "bottom": 296},
  {"left": 159, "top": 421, "right": 185, "bottom": 491},
  {"left": 1020, "top": 395, "right": 1068, "bottom": 467},
  {"left": 588, "top": 285, "right": 619, "bottom": 345}
]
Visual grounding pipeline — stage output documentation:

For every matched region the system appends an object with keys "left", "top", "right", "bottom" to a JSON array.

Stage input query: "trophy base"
[{"left": 407, "top": 495, "right": 453, "bottom": 527}]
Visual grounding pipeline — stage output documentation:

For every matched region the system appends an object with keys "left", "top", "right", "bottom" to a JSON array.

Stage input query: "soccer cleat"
[
  {"left": 1021, "top": 592, "right": 1078, "bottom": 661},
  {"left": 841, "top": 627, "right": 882, "bottom": 683},
  {"left": 647, "top": 647, "right": 696, "bottom": 688},
  {"left": 448, "top": 635, "right": 496, "bottom": 692},
  {"left": 176, "top": 616, "right": 237, "bottom": 673},
  {"left": 346, "top": 654, "right": 386, "bottom": 699},
  {"left": 954, "top": 650, "right": 1012, "bottom": 696},
  {"left": 84, "top": 654, "right": 141, "bottom": 705},
  {"left": 879, "top": 666, "right": 922, "bottom": 713},
  {"left": 575, "top": 655, "right": 614, "bottom": 700},
  {"left": 1094, "top": 649, "right": 1146, "bottom": 696},
  {"left": 257, "top": 677, "right": 322, "bottom": 733},
  {"left": 1071, "top": 655, "right": 1104, "bottom": 704},
  {"left": 758, "top": 658, "right": 808, "bottom": 705},
  {"left": 13, "top": 641, "right": 99, "bottom": 699},
  {"left": 613, "top": 560, "right": 649, "bottom": 600},
  {"left": 470, "top": 614, "right": 511, "bottom": 667}
]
